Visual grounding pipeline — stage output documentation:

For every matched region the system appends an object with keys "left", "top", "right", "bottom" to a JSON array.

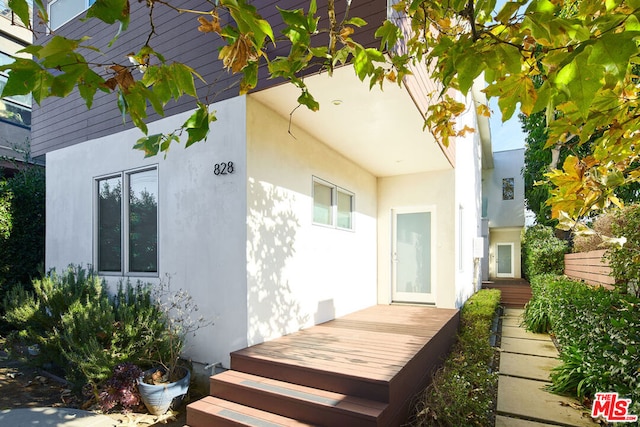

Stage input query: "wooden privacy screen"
[{"left": 564, "top": 249, "right": 615, "bottom": 289}]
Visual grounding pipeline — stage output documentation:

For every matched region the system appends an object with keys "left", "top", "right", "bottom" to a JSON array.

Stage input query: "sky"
[
  {"left": 488, "top": 95, "right": 528, "bottom": 152},
  {"left": 487, "top": 0, "right": 528, "bottom": 153}
]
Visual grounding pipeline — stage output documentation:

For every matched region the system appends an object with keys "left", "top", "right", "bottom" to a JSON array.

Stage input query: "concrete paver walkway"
[
  {"left": 496, "top": 308, "right": 596, "bottom": 426},
  {"left": 0, "top": 407, "right": 116, "bottom": 426}
]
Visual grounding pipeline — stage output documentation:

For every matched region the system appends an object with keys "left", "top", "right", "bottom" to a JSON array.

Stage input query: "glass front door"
[
  {"left": 496, "top": 243, "right": 514, "bottom": 277},
  {"left": 392, "top": 209, "right": 434, "bottom": 303}
]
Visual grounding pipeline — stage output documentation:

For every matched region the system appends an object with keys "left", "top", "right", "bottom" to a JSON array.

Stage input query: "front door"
[
  {"left": 392, "top": 208, "right": 435, "bottom": 304},
  {"left": 496, "top": 243, "right": 514, "bottom": 278}
]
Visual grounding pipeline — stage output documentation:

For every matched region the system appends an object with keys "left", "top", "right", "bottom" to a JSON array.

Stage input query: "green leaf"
[
  {"left": 8, "top": 0, "right": 31, "bottom": 29},
  {"left": 133, "top": 134, "right": 163, "bottom": 157},
  {"left": 85, "top": 0, "right": 130, "bottom": 44},
  {"left": 495, "top": 1, "right": 523, "bottom": 24},
  {"left": 375, "top": 20, "right": 402, "bottom": 51},
  {"left": 170, "top": 63, "right": 198, "bottom": 98},
  {"left": 555, "top": 48, "right": 603, "bottom": 119},
  {"left": 37, "top": 36, "right": 85, "bottom": 59},
  {"left": 297, "top": 89, "right": 319, "bottom": 111},
  {"left": 344, "top": 17, "right": 367, "bottom": 27},
  {"left": 183, "top": 103, "right": 215, "bottom": 147},
  {"left": 78, "top": 69, "right": 106, "bottom": 109},
  {"left": 50, "top": 63, "right": 87, "bottom": 97},
  {"left": 589, "top": 32, "right": 639, "bottom": 80}
]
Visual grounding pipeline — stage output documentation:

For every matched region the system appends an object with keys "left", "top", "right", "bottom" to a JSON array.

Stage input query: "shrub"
[
  {"left": 522, "top": 275, "right": 640, "bottom": 415},
  {"left": 521, "top": 225, "right": 568, "bottom": 279},
  {"left": 411, "top": 289, "right": 501, "bottom": 426},
  {"left": 572, "top": 212, "right": 617, "bottom": 253},
  {"left": 0, "top": 167, "right": 45, "bottom": 301},
  {"left": 607, "top": 204, "right": 640, "bottom": 296},
  {"left": 2, "top": 266, "right": 174, "bottom": 392}
]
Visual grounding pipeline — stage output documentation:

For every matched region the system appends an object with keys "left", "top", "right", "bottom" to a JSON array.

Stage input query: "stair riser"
[
  {"left": 230, "top": 355, "right": 389, "bottom": 402},
  {"left": 211, "top": 378, "right": 380, "bottom": 427},
  {"left": 187, "top": 408, "right": 248, "bottom": 427}
]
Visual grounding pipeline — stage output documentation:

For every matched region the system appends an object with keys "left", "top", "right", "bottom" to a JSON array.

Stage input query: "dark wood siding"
[{"left": 32, "top": 1, "right": 387, "bottom": 157}]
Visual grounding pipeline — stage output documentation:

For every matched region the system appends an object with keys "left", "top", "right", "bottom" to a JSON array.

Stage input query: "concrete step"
[
  {"left": 210, "top": 370, "right": 387, "bottom": 427},
  {"left": 186, "top": 396, "right": 316, "bottom": 427}
]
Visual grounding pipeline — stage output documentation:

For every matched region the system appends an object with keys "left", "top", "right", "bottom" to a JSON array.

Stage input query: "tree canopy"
[{"left": 2, "top": 0, "right": 640, "bottom": 231}]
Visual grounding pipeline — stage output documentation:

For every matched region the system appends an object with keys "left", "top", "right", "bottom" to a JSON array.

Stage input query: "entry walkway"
[{"left": 496, "top": 308, "right": 596, "bottom": 426}]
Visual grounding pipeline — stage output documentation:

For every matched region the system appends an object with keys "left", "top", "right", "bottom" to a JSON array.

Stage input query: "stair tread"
[
  {"left": 212, "top": 370, "right": 387, "bottom": 416},
  {"left": 188, "top": 396, "right": 316, "bottom": 427}
]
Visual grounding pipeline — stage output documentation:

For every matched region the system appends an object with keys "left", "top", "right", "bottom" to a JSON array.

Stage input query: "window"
[
  {"left": 312, "top": 177, "right": 354, "bottom": 230},
  {"left": 48, "top": 0, "right": 96, "bottom": 30},
  {"left": 96, "top": 167, "right": 158, "bottom": 275},
  {"left": 0, "top": 52, "right": 32, "bottom": 127},
  {"left": 502, "top": 178, "right": 515, "bottom": 200}
]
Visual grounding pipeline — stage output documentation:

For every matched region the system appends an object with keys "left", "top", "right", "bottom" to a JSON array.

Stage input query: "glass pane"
[
  {"left": 129, "top": 169, "right": 158, "bottom": 273},
  {"left": 98, "top": 176, "right": 122, "bottom": 272},
  {"left": 497, "top": 244, "right": 512, "bottom": 274},
  {"left": 337, "top": 190, "right": 352, "bottom": 229},
  {"left": 49, "top": 0, "right": 85, "bottom": 29},
  {"left": 502, "top": 178, "right": 515, "bottom": 200},
  {"left": 396, "top": 212, "right": 431, "bottom": 294},
  {"left": 313, "top": 181, "right": 332, "bottom": 225}
]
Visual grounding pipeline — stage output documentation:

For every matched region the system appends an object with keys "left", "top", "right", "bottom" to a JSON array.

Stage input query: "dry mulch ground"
[{"left": 0, "top": 346, "right": 191, "bottom": 426}]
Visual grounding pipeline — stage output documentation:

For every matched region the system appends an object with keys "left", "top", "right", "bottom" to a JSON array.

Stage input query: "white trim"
[
  {"left": 48, "top": 0, "right": 94, "bottom": 31},
  {"left": 391, "top": 206, "right": 436, "bottom": 304},
  {"left": 311, "top": 176, "right": 354, "bottom": 231}
]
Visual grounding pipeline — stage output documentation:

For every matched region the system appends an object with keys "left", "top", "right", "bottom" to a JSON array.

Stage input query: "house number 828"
[{"left": 214, "top": 162, "right": 234, "bottom": 175}]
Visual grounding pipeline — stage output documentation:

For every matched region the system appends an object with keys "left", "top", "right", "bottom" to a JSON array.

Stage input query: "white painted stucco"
[
  {"left": 453, "top": 94, "right": 484, "bottom": 307},
  {"left": 377, "top": 168, "right": 456, "bottom": 308},
  {"left": 245, "top": 97, "right": 377, "bottom": 345},
  {"left": 46, "top": 96, "right": 248, "bottom": 369},
  {"left": 483, "top": 148, "right": 525, "bottom": 228}
]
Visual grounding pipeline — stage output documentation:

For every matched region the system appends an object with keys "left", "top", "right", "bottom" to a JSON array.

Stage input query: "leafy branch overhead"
[{"left": 2, "top": 0, "right": 640, "bottom": 227}]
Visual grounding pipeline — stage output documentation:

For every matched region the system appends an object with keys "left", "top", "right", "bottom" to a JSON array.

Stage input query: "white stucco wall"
[
  {"left": 483, "top": 148, "right": 526, "bottom": 228},
  {"left": 46, "top": 96, "right": 248, "bottom": 369},
  {"left": 453, "top": 97, "right": 483, "bottom": 308},
  {"left": 245, "top": 97, "right": 378, "bottom": 346},
  {"left": 377, "top": 168, "right": 456, "bottom": 308}
]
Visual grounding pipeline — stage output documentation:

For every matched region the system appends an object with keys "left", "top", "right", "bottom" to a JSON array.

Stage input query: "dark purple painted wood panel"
[{"left": 33, "top": 0, "right": 387, "bottom": 157}]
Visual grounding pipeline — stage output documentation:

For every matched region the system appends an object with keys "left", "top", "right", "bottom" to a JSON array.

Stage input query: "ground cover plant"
[
  {"left": 521, "top": 225, "right": 568, "bottom": 280},
  {"left": 1, "top": 266, "right": 174, "bottom": 400},
  {"left": 410, "top": 288, "right": 501, "bottom": 426},
  {"left": 523, "top": 274, "right": 640, "bottom": 416}
]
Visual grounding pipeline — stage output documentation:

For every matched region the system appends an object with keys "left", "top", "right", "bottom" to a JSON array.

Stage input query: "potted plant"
[{"left": 136, "top": 278, "right": 213, "bottom": 415}]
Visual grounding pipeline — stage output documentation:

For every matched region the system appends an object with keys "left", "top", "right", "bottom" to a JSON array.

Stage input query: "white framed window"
[
  {"left": 312, "top": 177, "right": 354, "bottom": 230},
  {"left": 48, "top": 0, "right": 96, "bottom": 31},
  {"left": 0, "top": 51, "right": 32, "bottom": 127},
  {"left": 95, "top": 167, "right": 158, "bottom": 275}
]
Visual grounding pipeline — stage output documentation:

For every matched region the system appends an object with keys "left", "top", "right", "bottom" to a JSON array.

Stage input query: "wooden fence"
[{"left": 564, "top": 249, "right": 615, "bottom": 289}]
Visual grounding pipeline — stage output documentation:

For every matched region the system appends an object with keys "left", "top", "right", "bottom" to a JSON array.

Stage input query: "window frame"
[
  {"left": 94, "top": 166, "right": 159, "bottom": 277},
  {"left": 502, "top": 177, "right": 515, "bottom": 200},
  {"left": 312, "top": 176, "right": 354, "bottom": 231},
  {"left": 48, "top": 0, "right": 95, "bottom": 31}
]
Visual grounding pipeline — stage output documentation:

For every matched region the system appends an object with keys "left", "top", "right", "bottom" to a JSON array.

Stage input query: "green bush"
[
  {"left": 523, "top": 275, "right": 640, "bottom": 415},
  {"left": 0, "top": 167, "right": 45, "bottom": 300},
  {"left": 521, "top": 225, "right": 568, "bottom": 279},
  {"left": 608, "top": 204, "right": 640, "bottom": 296},
  {"left": 411, "top": 289, "right": 501, "bottom": 426},
  {"left": 2, "top": 266, "right": 173, "bottom": 392}
]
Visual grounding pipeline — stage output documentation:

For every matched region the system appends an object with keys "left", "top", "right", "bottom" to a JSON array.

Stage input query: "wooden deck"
[
  {"left": 186, "top": 305, "right": 460, "bottom": 427},
  {"left": 482, "top": 278, "right": 532, "bottom": 308}
]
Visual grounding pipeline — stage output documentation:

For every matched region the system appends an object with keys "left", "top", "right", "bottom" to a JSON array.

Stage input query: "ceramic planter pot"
[{"left": 137, "top": 367, "right": 190, "bottom": 415}]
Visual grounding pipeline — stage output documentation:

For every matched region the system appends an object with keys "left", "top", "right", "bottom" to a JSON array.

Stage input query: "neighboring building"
[
  {"left": 37, "top": 1, "right": 491, "bottom": 370},
  {"left": 481, "top": 148, "right": 526, "bottom": 279},
  {"left": 0, "top": 1, "right": 33, "bottom": 174}
]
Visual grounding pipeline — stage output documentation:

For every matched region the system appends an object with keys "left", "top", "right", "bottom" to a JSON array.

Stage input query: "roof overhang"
[{"left": 250, "top": 65, "right": 452, "bottom": 178}]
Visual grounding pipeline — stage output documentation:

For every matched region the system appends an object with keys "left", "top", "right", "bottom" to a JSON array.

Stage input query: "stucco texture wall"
[
  {"left": 245, "top": 96, "right": 378, "bottom": 346},
  {"left": 46, "top": 96, "right": 248, "bottom": 369}
]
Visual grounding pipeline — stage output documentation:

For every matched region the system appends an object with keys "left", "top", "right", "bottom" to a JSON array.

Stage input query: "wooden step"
[
  {"left": 187, "top": 396, "right": 316, "bottom": 427},
  {"left": 210, "top": 370, "right": 388, "bottom": 427},
  {"left": 230, "top": 347, "right": 390, "bottom": 402}
]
